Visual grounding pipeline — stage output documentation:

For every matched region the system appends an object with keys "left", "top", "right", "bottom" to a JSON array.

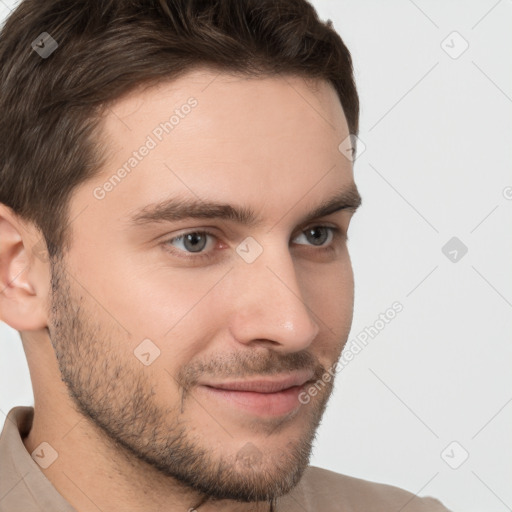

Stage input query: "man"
[{"left": 0, "top": 1, "right": 452, "bottom": 510}]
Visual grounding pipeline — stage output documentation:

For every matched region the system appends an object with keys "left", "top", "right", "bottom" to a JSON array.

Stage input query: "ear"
[{"left": 0, "top": 204, "right": 50, "bottom": 331}]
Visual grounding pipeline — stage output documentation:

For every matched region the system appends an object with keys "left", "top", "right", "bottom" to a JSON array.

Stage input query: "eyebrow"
[{"left": 127, "top": 184, "right": 362, "bottom": 229}]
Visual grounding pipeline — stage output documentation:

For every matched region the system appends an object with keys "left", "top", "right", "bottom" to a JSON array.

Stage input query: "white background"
[{"left": 1, "top": 1, "right": 511, "bottom": 511}]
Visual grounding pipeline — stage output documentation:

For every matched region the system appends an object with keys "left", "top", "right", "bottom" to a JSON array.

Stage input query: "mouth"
[{"left": 197, "top": 371, "right": 315, "bottom": 417}]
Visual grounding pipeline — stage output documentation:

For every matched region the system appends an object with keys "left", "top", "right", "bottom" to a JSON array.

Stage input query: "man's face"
[{"left": 47, "top": 69, "right": 360, "bottom": 503}]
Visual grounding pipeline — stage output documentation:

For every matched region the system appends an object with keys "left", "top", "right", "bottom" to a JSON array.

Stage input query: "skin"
[{"left": 0, "top": 68, "right": 360, "bottom": 512}]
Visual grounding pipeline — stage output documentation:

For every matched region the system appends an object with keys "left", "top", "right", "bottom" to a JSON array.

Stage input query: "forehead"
[
  {"left": 103, "top": 67, "right": 346, "bottom": 133},
  {"left": 70, "top": 68, "right": 355, "bottom": 232},
  {"left": 98, "top": 67, "right": 350, "bottom": 165}
]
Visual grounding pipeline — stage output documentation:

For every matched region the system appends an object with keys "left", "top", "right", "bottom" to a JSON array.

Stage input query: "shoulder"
[{"left": 280, "top": 466, "right": 452, "bottom": 512}]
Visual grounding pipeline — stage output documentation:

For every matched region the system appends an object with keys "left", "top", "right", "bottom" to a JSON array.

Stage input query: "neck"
[{"left": 23, "top": 393, "right": 273, "bottom": 512}]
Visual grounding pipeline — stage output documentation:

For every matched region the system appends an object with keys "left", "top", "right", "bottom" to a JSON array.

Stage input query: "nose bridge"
[{"left": 229, "top": 237, "right": 320, "bottom": 350}]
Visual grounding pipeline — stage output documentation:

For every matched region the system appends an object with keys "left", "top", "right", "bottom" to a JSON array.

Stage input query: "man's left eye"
[{"left": 293, "top": 226, "right": 337, "bottom": 247}]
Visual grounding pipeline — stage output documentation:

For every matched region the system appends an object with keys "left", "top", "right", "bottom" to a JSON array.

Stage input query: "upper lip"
[{"left": 201, "top": 370, "right": 315, "bottom": 393}]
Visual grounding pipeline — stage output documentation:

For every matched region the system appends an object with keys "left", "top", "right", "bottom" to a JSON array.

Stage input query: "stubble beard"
[{"left": 46, "top": 256, "right": 338, "bottom": 506}]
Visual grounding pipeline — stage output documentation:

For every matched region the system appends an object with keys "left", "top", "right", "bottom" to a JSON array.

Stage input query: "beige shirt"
[{"left": 0, "top": 406, "right": 452, "bottom": 511}]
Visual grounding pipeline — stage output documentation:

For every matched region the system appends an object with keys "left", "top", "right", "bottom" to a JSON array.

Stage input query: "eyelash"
[{"left": 162, "top": 225, "right": 345, "bottom": 262}]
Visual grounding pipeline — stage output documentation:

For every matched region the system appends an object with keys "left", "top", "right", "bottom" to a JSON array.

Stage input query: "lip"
[
  {"left": 201, "top": 370, "right": 315, "bottom": 393},
  {"left": 197, "top": 371, "right": 315, "bottom": 417}
]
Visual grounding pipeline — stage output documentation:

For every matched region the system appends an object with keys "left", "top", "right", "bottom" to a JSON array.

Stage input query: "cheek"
[
  {"left": 302, "top": 251, "right": 354, "bottom": 313},
  {"left": 299, "top": 255, "right": 354, "bottom": 355},
  {"left": 78, "top": 250, "right": 224, "bottom": 342},
  {"left": 120, "top": 267, "right": 232, "bottom": 372}
]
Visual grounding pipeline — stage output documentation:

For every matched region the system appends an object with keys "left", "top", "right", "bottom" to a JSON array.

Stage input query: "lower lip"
[{"left": 199, "top": 385, "right": 306, "bottom": 417}]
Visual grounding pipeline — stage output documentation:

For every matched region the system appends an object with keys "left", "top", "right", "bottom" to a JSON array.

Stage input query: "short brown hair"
[{"left": 0, "top": 0, "right": 359, "bottom": 259}]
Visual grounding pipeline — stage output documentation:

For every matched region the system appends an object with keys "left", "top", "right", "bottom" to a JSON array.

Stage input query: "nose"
[{"left": 227, "top": 241, "right": 321, "bottom": 353}]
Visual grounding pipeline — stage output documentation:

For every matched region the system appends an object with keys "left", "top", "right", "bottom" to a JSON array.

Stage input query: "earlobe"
[{"left": 0, "top": 204, "right": 49, "bottom": 331}]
